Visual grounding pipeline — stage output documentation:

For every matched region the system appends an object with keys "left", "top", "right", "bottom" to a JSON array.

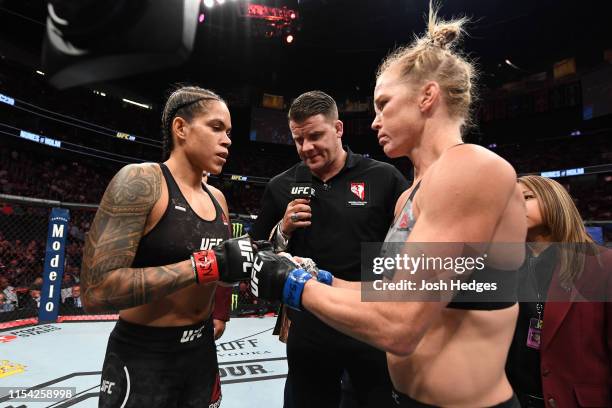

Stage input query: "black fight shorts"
[
  {"left": 98, "top": 317, "right": 221, "bottom": 408},
  {"left": 391, "top": 389, "right": 520, "bottom": 408}
]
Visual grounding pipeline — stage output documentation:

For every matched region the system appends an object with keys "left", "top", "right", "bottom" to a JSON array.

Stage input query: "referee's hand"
[{"left": 281, "top": 199, "right": 312, "bottom": 235}]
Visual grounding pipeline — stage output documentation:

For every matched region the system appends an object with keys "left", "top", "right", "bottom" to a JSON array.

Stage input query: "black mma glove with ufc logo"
[{"left": 191, "top": 236, "right": 272, "bottom": 284}]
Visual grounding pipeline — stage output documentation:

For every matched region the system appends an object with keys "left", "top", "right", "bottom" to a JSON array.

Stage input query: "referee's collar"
[{"left": 344, "top": 146, "right": 362, "bottom": 169}]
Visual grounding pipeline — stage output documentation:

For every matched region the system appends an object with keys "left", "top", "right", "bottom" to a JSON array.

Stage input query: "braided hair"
[{"left": 161, "top": 86, "right": 225, "bottom": 161}]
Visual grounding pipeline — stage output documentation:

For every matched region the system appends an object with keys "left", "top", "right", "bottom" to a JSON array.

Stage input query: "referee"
[{"left": 251, "top": 91, "right": 408, "bottom": 408}]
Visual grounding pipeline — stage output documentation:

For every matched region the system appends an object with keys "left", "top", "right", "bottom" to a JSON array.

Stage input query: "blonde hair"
[
  {"left": 377, "top": 1, "right": 476, "bottom": 125},
  {"left": 518, "top": 175, "right": 594, "bottom": 287}
]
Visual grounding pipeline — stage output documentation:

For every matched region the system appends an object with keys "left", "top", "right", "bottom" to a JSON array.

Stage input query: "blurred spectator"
[
  {"left": 22, "top": 285, "right": 41, "bottom": 310},
  {"left": 0, "top": 276, "right": 17, "bottom": 306},
  {"left": 238, "top": 281, "right": 257, "bottom": 306},
  {"left": 0, "top": 292, "right": 14, "bottom": 312},
  {"left": 60, "top": 273, "right": 77, "bottom": 302},
  {"left": 64, "top": 284, "right": 83, "bottom": 309}
]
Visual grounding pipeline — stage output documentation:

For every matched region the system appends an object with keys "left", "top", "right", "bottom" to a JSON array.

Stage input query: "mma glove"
[
  {"left": 250, "top": 251, "right": 332, "bottom": 310},
  {"left": 191, "top": 236, "right": 272, "bottom": 284},
  {"left": 290, "top": 255, "right": 333, "bottom": 286}
]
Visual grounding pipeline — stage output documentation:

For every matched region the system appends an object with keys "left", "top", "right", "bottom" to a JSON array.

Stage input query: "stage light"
[
  {"left": 122, "top": 98, "right": 152, "bottom": 110},
  {"left": 44, "top": 0, "right": 200, "bottom": 88},
  {"left": 504, "top": 58, "right": 524, "bottom": 71},
  {"left": 198, "top": 13, "right": 206, "bottom": 23},
  {"left": 203, "top": 0, "right": 215, "bottom": 8},
  {"left": 285, "top": 34, "right": 294, "bottom": 44},
  {"left": 217, "top": 0, "right": 226, "bottom": 4}
]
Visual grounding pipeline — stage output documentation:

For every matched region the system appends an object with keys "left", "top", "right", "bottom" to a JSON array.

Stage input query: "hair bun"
[
  {"left": 426, "top": 1, "right": 466, "bottom": 50},
  {"left": 430, "top": 25, "right": 460, "bottom": 49}
]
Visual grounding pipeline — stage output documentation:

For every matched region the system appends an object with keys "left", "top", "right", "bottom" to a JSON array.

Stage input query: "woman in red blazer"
[{"left": 506, "top": 175, "right": 612, "bottom": 408}]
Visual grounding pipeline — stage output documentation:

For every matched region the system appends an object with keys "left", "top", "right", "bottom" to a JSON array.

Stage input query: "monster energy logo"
[
  {"left": 232, "top": 222, "right": 244, "bottom": 238},
  {"left": 231, "top": 294, "right": 239, "bottom": 310}
]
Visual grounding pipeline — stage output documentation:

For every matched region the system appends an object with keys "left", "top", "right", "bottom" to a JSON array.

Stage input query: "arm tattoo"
[{"left": 81, "top": 163, "right": 195, "bottom": 311}]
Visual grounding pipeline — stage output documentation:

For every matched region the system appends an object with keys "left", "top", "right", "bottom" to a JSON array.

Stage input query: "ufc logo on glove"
[
  {"left": 239, "top": 240, "right": 254, "bottom": 273},
  {"left": 250, "top": 257, "right": 263, "bottom": 297}
]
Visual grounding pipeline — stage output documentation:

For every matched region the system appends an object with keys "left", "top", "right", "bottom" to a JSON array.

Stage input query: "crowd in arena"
[
  {"left": 1, "top": 57, "right": 610, "bottom": 318},
  {"left": 1, "top": 134, "right": 609, "bottom": 218},
  {"left": 0, "top": 139, "right": 609, "bottom": 317}
]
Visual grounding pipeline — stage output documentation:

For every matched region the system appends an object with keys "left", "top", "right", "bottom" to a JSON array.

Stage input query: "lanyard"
[{"left": 529, "top": 255, "right": 544, "bottom": 322}]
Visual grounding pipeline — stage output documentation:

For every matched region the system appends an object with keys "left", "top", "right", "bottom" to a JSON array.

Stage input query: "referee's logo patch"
[
  {"left": 350, "top": 182, "right": 365, "bottom": 201},
  {"left": 347, "top": 181, "right": 369, "bottom": 207}
]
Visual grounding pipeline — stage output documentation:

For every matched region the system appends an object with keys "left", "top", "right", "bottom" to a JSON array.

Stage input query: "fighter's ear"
[
  {"left": 419, "top": 81, "right": 441, "bottom": 113},
  {"left": 172, "top": 116, "right": 189, "bottom": 144}
]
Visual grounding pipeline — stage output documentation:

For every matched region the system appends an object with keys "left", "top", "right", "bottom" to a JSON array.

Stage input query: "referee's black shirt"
[{"left": 251, "top": 147, "right": 408, "bottom": 282}]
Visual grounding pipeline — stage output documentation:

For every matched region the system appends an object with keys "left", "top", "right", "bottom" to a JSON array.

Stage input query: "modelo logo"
[{"left": 44, "top": 222, "right": 67, "bottom": 313}]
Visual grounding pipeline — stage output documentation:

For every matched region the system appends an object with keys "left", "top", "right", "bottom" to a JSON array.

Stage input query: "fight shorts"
[
  {"left": 98, "top": 317, "right": 221, "bottom": 408},
  {"left": 391, "top": 388, "right": 520, "bottom": 408}
]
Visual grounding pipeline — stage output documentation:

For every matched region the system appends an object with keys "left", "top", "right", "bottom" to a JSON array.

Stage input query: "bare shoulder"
[
  {"left": 427, "top": 144, "right": 516, "bottom": 195},
  {"left": 205, "top": 183, "right": 230, "bottom": 216},
  {"left": 206, "top": 183, "right": 227, "bottom": 205},
  {"left": 447, "top": 144, "right": 515, "bottom": 176},
  {"left": 420, "top": 144, "right": 518, "bottom": 220},
  {"left": 101, "top": 163, "right": 162, "bottom": 213}
]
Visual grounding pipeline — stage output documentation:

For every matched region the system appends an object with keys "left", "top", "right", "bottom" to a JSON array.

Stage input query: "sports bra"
[
  {"left": 132, "top": 163, "right": 231, "bottom": 268},
  {"left": 381, "top": 181, "right": 517, "bottom": 310}
]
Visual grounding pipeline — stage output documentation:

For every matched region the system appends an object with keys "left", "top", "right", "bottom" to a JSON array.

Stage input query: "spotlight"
[
  {"left": 198, "top": 13, "right": 205, "bottom": 23},
  {"left": 203, "top": 0, "right": 214, "bottom": 8},
  {"left": 504, "top": 58, "right": 525, "bottom": 71},
  {"left": 290, "top": 12, "right": 296, "bottom": 19},
  {"left": 122, "top": 98, "right": 152, "bottom": 110},
  {"left": 285, "top": 34, "right": 294, "bottom": 44},
  {"left": 217, "top": 0, "right": 225, "bottom": 4}
]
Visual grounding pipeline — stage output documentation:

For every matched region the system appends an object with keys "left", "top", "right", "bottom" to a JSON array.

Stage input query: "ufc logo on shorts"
[
  {"left": 180, "top": 325, "right": 205, "bottom": 343},
  {"left": 101, "top": 380, "right": 115, "bottom": 394},
  {"left": 238, "top": 240, "right": 253, "bottom": 273},
  {"left": 200, "top": 238, "right": 223, "bottom": 250},
  {"left": 250, "top": 257, "right": 263, "bottom": 296}
]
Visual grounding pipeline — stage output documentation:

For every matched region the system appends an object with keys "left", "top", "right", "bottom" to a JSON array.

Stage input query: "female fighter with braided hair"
[{"left": 83, "top": 86, "right": 254, "bottom": 407}]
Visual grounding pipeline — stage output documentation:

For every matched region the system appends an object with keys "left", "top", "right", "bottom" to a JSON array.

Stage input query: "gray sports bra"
[{"left": 380, "top": 182, "right": 517, "bottom": 310}]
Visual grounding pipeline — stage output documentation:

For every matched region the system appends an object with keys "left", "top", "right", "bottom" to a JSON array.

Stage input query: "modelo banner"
[{"left": 39, "top": 208, "right": 70, "bottom": 322}]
